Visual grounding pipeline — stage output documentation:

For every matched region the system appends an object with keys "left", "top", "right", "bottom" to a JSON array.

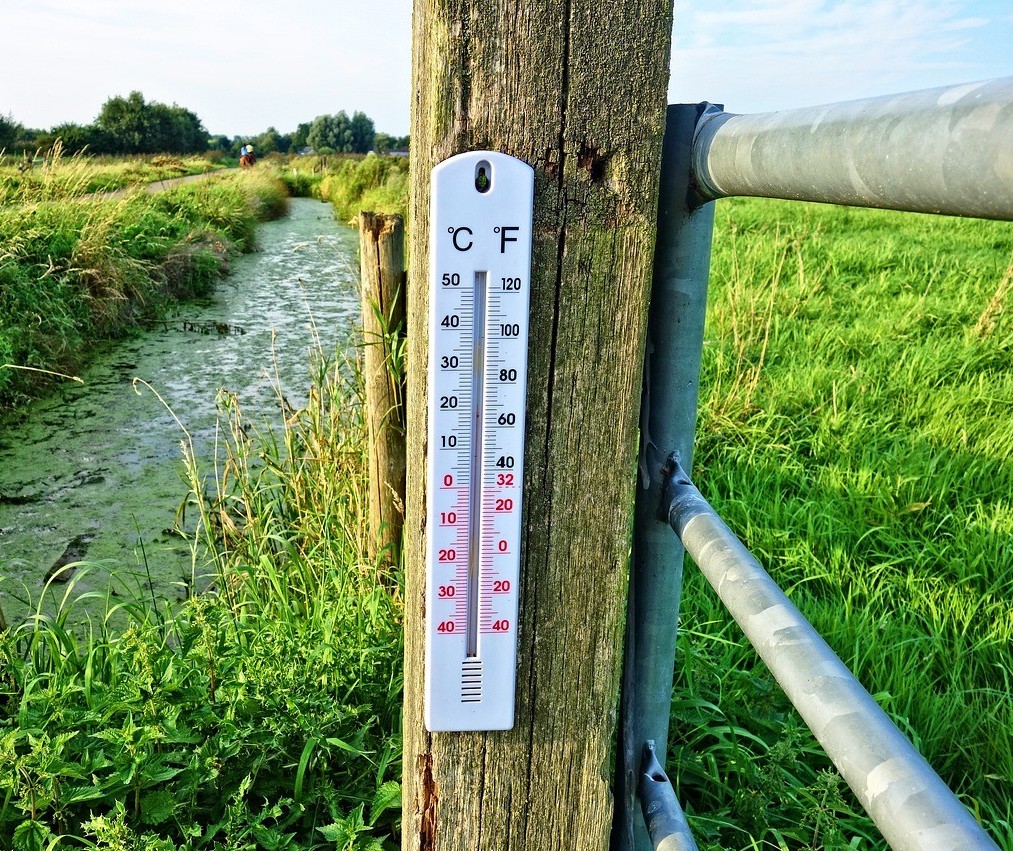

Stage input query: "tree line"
[
  {"left": 214, "top": 113, "right": 407, "bottom": 157},
  {"left": 1, "top": 92, "right": 408, "bottom": 158}
]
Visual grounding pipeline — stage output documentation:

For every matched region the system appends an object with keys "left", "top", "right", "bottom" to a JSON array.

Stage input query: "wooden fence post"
[
  {"left": 403, "top": 1, "right": 674, "bottom": 848},
  {"left": 359, "top": 212, "right": 407, "bottom": 569}
]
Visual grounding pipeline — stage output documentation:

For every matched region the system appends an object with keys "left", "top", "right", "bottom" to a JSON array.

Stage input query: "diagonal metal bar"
[{"left": 660, "top": 456, "right": 1000, "bottom": 851}]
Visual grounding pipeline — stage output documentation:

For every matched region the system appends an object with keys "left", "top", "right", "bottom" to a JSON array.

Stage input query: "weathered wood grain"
[{"left": 404, "top": 1, "right": 673, "bottom": 847}]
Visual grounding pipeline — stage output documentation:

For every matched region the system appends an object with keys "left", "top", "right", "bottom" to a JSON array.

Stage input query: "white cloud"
[
  {"left": 695, "top": 0, "right": 827, "bottom": 35},
  {"left": 670, "top": 0, "right": 1005, "bottom": 112}
]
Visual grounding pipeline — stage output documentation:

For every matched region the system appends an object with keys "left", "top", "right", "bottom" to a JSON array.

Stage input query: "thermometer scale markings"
[
  {"left": 425, "top": 151, "right": 533, "bottom": 732},
  {"left": 466, "top": 271, "right": 487, "bottom": 658}
]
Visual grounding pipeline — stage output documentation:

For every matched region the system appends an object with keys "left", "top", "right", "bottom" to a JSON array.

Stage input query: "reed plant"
[
  {"left": 271, "top": 155, "right": 407, "bottom": 223},
  {"left": 276, "top": 166, "right": 324, "bottom": 199},
  {"left": 316, "top": 156, "right": 408, "bottom": 224}
]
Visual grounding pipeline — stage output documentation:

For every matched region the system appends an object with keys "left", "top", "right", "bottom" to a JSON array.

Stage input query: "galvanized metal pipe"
[
  {"left": 661, "top": 458, "right": 999, "bottom": 851},
  {"left": 639, "top": 741, "right": 700, "bottom": 851},
  {"left": 692, "top": 77, "right": 1013, "bottom": 221},
  {"left": 614, "top": 103, "right": 717, "bottom": 851}
]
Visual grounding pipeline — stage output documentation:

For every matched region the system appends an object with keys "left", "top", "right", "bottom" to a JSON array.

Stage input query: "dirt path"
[{"left": 91, "top": 168, "right": 239, "bottom": 201}]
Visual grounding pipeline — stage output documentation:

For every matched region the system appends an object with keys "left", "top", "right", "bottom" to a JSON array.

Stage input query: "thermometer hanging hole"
[{"left": 475, "top": 160, "right": 492, "bottom": 193}]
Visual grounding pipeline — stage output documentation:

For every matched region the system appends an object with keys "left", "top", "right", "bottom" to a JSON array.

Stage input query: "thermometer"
[{"left": 424, "top": 151, "right": 534, "bottom": 731}]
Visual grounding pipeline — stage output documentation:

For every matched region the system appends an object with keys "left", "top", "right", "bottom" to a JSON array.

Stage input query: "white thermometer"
[{"left": 424, "top": 151, "right": 534, "bottom": 731}]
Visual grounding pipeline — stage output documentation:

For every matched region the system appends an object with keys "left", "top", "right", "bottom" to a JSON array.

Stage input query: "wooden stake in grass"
[
  {"left": 403, "top": 1, "right": 673, "bottom": 848},
  {"left": 359, "top": 212, "right": 407, "bottom": 570}
]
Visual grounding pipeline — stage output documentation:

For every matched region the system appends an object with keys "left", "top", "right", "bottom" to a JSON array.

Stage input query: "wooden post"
[
  {"left": 359, "top": 212, "right": 407, "bottom": 569},
  {"left": 403, "top": 1, "right": 674, "bottom": 848}
]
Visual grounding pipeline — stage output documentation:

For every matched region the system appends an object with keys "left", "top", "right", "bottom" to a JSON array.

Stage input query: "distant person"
[{"left": 240, "top": 144, "right": 256, "bottom": 168}]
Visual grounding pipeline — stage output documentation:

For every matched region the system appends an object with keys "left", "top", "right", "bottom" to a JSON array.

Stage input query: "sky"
[{"left": 1, "top": 0, "right": 1010, "bottom": 139}]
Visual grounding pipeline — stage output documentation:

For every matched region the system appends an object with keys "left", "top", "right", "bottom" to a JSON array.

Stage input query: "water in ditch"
[{"left": 0, "top": 198, "right": 360, "bottom": 623}]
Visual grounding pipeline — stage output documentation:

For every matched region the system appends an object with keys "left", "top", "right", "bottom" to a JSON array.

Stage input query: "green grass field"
[
  {"left": 673, "top": 197, "right": 1013, "bottom": 848},
  {"left": 0, "top": 190, "right": 1010, "bottom": 850}
]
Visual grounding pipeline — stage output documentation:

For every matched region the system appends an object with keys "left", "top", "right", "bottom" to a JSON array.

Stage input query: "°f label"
[{"left": 425, "top": 151, "right": 534, "bottom": 731}]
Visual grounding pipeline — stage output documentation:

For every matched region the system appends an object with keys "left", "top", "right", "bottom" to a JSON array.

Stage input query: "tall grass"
[
  {"left": 274, "top": 155, "right": 408, "bottom": 223},
  {"left": 673, "top": 198, "right": 1013, "bottom": 849},
  {"left": 0, "top": 352, "right": 402, "bottom": 850},
  {"left": 317, "top": 156, "right": 407, "bottom": 224},
  {"left": 0, "top": 147, "right": 226, "bottom": 205},
  {"left": 0, "top": 170, "right": 289, "bottom": 409}
]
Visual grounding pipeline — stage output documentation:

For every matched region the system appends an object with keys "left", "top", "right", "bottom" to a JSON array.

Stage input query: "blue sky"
[
  {"left": 2, "top": 0, "right": 1010, "bottom": 138},
  {"left": 671, "top": 0, "right": 1013, "bottom": 112}
]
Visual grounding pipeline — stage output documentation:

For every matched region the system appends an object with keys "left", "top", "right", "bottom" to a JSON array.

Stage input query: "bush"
[{"left": 317, "top": 155, "right": 408, "bottom": 223}]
